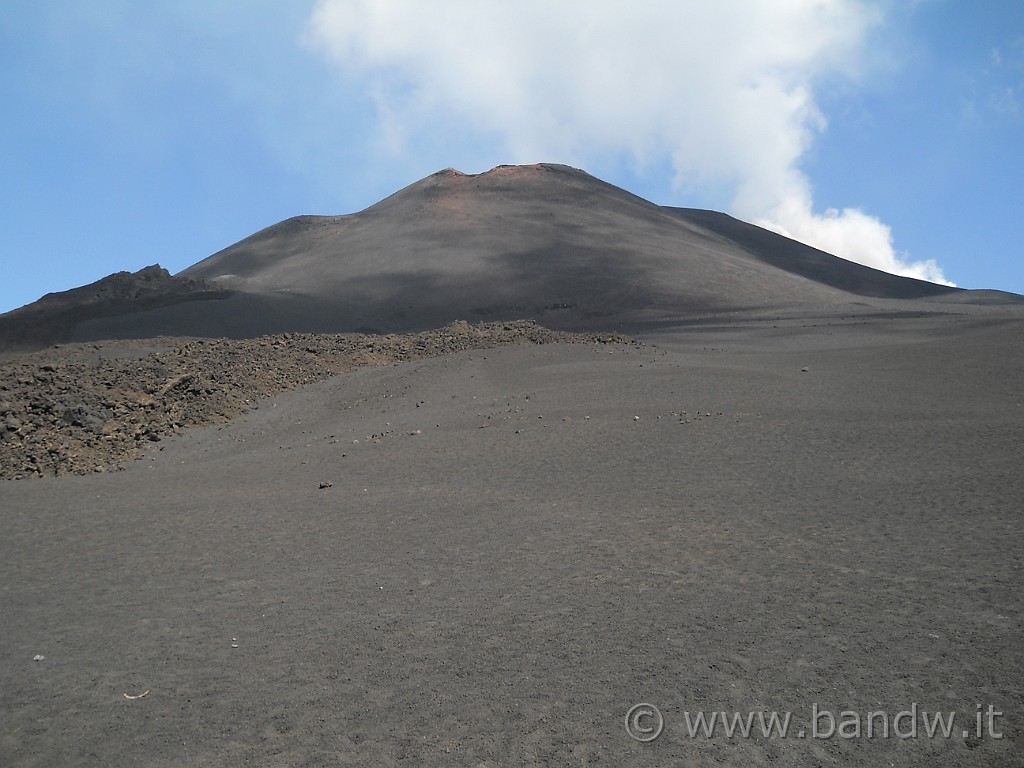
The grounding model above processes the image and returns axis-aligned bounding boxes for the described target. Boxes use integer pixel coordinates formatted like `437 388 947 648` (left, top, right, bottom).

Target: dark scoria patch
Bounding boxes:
0 320 637 479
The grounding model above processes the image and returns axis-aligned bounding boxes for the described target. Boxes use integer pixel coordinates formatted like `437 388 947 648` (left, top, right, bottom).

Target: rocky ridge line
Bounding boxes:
0 264 230 350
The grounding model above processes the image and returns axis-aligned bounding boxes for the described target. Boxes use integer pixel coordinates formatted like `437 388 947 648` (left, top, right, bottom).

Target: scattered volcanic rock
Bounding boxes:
0 320 636 479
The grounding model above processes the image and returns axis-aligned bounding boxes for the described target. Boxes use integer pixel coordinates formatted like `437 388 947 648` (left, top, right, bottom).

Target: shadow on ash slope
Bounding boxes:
0 321 636 479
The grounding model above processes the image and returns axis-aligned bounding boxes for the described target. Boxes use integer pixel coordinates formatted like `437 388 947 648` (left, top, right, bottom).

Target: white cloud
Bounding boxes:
307 0 952 285
756 197 952 285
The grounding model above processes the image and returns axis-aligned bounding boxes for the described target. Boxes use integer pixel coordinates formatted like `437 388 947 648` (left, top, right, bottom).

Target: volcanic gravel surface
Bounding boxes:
1 308 1022 767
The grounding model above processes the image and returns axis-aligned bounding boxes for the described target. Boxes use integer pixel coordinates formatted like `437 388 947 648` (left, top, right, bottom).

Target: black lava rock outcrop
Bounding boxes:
0 320 635 479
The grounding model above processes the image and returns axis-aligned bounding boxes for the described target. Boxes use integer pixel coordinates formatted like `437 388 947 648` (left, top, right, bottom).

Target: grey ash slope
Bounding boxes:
666 208 952 299
10 163 986 346
3 312 1022 766
171 163 958 335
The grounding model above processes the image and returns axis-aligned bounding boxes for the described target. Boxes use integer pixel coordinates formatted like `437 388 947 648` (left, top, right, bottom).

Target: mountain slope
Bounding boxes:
3 164 970 346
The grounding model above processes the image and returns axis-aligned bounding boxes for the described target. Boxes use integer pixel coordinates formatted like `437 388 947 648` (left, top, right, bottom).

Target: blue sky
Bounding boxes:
2 1 1021 314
